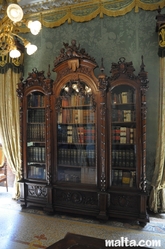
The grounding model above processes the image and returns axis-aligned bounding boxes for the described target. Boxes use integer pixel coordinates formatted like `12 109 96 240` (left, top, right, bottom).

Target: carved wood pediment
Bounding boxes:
54 39 97 68
68 59 79 71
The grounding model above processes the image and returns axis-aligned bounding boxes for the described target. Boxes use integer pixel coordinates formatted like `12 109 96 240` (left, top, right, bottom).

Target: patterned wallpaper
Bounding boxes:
23 8 160 190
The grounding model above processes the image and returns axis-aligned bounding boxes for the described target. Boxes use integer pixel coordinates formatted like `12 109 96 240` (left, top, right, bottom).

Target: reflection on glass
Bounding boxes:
111 85 136 188
57 81 96 184
26 92 46 180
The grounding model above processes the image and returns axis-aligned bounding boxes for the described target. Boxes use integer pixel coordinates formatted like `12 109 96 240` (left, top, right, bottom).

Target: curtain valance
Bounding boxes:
0 54 24 74
22 0 165 29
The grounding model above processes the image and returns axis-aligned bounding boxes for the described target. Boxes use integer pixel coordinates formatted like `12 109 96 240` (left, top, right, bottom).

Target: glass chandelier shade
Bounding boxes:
27 20 42 35
9 48 21 58
7 4 24 23
26 43 37 55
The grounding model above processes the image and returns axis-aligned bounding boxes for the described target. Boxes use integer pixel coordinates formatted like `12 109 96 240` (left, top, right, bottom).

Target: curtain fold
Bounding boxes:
0 68 21 199
149 57 165 213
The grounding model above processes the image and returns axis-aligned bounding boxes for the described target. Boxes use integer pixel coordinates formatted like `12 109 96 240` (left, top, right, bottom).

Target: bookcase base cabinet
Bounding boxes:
52 188 149 224
18 181 49 209
19 184 149 224
108 191 149 224
53 187 99 217
17 41 149 226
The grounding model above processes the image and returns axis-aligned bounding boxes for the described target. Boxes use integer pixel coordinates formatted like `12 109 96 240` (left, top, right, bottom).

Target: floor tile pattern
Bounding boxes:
0 187 165 249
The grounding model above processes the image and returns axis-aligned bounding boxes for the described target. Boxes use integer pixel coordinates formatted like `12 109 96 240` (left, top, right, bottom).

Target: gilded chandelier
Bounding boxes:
0 0 41 58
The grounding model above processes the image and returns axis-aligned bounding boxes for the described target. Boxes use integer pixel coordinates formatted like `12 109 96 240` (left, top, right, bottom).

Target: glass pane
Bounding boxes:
111 85 136 188
57 81 96 184
26 92 46 180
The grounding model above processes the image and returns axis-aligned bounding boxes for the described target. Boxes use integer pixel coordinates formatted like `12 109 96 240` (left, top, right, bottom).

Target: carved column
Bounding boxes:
16 77 27 207
138 56 149 193
97 59 109 220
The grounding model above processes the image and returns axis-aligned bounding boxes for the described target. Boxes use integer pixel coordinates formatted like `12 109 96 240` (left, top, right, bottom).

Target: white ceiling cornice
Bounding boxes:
19 0 90 15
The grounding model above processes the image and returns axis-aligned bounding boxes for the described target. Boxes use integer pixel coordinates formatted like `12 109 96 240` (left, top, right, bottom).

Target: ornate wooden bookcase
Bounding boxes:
17 67 53 210
105 57 149 224
17 40 149 225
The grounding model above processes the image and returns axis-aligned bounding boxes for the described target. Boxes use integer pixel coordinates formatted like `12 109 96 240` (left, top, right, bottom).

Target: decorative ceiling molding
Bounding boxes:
21 0 165 17
21 0 90 15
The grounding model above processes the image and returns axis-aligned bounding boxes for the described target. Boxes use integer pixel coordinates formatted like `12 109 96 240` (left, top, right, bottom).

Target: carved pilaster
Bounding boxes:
100 102 106 192
45 101 52 185
98 59 108 192
138 56 149 192
98 58 109 98
17 78 25 181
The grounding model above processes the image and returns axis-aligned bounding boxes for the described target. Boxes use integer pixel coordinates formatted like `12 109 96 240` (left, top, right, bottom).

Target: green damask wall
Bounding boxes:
23 8 159 191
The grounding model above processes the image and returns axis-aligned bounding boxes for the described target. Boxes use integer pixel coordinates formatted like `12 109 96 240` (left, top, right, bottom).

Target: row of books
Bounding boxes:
58 125 95 144
112 126 136 144
112 109 136 122
62 94 92 107
58 167 96 184
27 109 45 123
28 165 46 179
27 93 45 108
58 108 95 124
27 124 45 141
112 149 136 168
111 90 135 104
27 146 45 162
58 148 95 166
112 170 136 187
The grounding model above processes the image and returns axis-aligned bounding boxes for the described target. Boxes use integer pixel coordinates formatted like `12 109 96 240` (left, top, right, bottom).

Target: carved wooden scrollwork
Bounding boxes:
110 57 137 81
28 185 47 198
54 39 97 68
56 189 98 206
17 67 53 95
110 194 138 210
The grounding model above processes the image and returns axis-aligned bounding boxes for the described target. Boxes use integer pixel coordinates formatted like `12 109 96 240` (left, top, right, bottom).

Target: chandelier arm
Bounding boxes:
11 32 30 46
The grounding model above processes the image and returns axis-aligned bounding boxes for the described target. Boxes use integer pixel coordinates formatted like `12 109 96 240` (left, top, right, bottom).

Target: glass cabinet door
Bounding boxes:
111 85 136 188
57 81 96 185
26 92 46 180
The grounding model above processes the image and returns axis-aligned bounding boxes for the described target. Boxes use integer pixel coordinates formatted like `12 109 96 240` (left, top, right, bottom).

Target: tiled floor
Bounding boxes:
0 187 165 249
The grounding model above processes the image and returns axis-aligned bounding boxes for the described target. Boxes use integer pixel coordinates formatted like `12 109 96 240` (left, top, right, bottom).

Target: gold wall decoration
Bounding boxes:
159 24 165 47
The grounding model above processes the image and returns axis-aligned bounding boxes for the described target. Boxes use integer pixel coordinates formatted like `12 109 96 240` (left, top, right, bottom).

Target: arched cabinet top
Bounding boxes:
52 40 99 94
108 56 149 92
17 67 53 98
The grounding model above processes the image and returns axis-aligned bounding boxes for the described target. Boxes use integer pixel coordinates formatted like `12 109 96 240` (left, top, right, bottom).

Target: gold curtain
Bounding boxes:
0 68 21 199
149 57 165 213
0 145 5 167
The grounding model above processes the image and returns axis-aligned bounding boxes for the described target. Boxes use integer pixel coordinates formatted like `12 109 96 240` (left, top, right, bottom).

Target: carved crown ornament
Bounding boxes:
107 56 149 90
54 39 97 68
16 66 53 98
109 57 137 81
